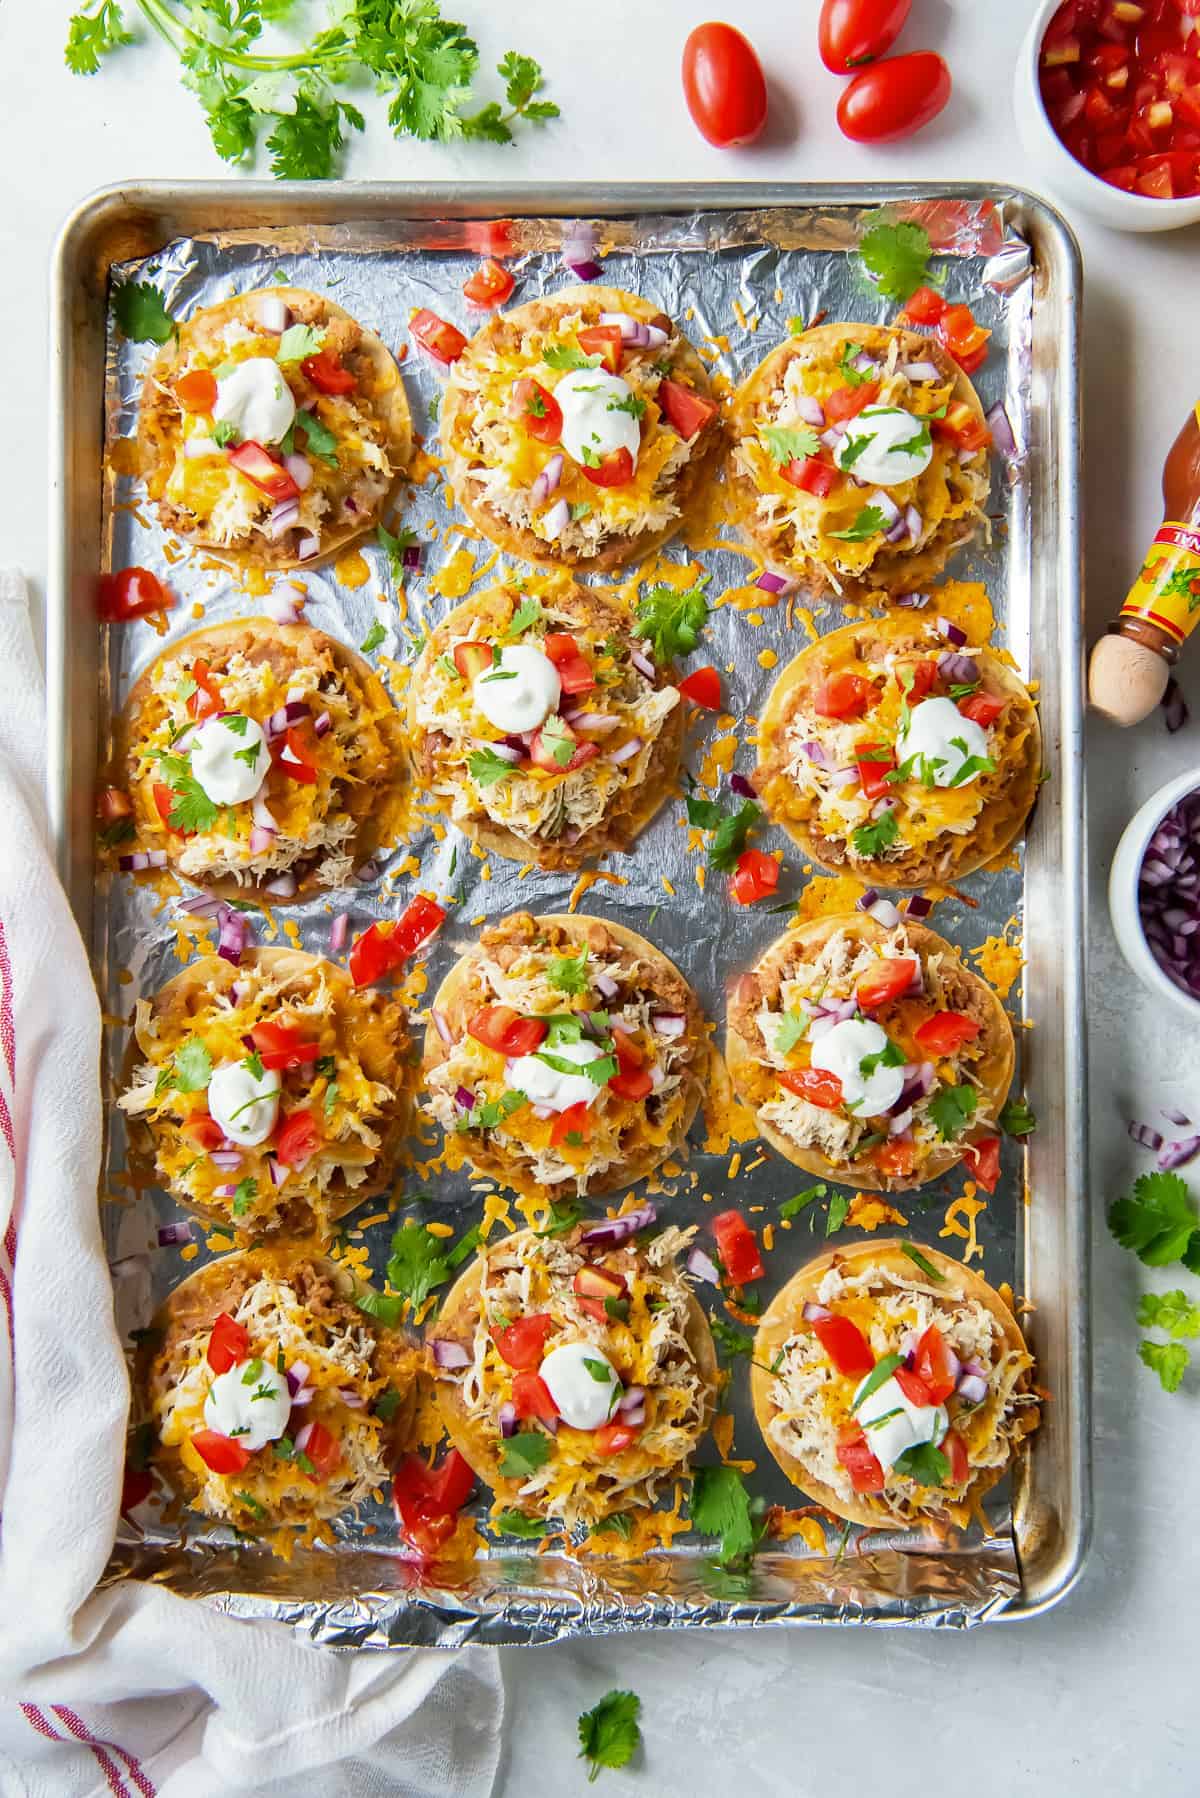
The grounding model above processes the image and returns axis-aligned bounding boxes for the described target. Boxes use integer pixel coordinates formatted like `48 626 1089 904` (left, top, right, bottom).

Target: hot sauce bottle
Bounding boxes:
1090 405 1200 726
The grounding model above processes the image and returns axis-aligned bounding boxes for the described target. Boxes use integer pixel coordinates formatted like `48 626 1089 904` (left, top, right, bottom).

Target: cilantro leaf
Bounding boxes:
828 505 888 542
1139 1339 1190 1393
851 808 899 858
276 322 326 365
65 1 132 75
291 408 339 468
893 1439 950 1485
373 1387 402 1421
780 1183 826 1220
231 1177 256 1218
710 1315 754 1359
467 747 516 789
546 948 589 995
213 420 241 448
774 1011 809 1054
837 431 875 470
691 1465 755 1564
502 597 543 639
1108 1172 1200 1269
360 620 387 655
267 93 364 181
826 1191 850 1236
173 1039 213 1094
858 1037 905 1079
708 800 759 873
760 423 820 465
685 794 724 831
112 281 175 346
499 1430 551 1479
354 1285 405 1328
999 1097 1037 1138
577 1689 642 1783
385 1224 452 1310
591 1511 633 1540
491 1508 547 1539
634 576 712 663
458 1089 527 1133
543 344 603 372
1137 1289 1200 1338
378 522 417 581
854 215 937 305
838 340 874 387
893 421 932 459
155 754 219 834
928 1082 977 1141
535 1198 585 1238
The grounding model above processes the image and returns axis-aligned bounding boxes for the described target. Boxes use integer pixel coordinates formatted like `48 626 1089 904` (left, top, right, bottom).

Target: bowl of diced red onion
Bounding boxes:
1110 767 1200 1014
1015 0 1200 233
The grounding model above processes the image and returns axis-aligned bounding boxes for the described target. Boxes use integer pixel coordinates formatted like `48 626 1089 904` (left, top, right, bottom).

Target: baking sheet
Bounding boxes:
81 192 1079 1640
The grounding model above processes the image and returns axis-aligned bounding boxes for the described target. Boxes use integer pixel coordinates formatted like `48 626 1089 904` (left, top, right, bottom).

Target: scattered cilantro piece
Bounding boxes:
358 619 387 655
854 215 938 305
634 575 711 663
858 1038 905 1079
65 0 132 74
928 1082 977 1141
786 313 807 335
155 754 219 834
710 1315 754 1359
231 1177 257 1218
458 1089 527 1132
894 421 932 459
825 1191 850 1236
691 1465 755 1564
577 1689 642 1784
893 1439 950 1486
708 800 759 873
173 1038 212 1094
374 1387 402 1421
267 94 364 181
1108 1172 1200 1271
384 1223 455 1310
851 809 899 858
291 408 339 469
491 1509 547 1539
851 1353 903 1410
99 816 136 850
582 1356 613 1383
546 947 589 995
774 1011 809 1055
759 423 820 465
273 1436 315 1475
378 522 417 580
499 1430 551 1479
780 1184 826 1220
604 1295 630 1322
543 343 603 372
999 1097 1037 1138
837 431 875 470
608 391 647 419
233 1489 266 1519
276 323 326 364
1137 1289 1200 1338
213 420 241 448
685 793 724 831
591 1511 633 1540
502 596 543 639
466 747 517 789
535 1198 585 1238
112 280 175 345
1139 1338 1190 1393
900 1242 944 1282
838 340 874 387
828 505 888 542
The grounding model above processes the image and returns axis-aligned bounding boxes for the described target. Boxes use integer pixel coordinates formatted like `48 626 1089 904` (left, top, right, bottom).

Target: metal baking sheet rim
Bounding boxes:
47 180 1090 1628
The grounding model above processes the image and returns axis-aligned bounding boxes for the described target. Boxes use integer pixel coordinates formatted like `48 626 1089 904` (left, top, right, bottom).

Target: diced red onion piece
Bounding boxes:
652 1013 686 1038
599 311 641 342
263 873 297 898
905 895 933 918
297 534 320 561
643 325 669 350
870 490 902 529
853 352 880 376
455 1086 476 1111
209 1148 244 1172
618 1385 646 1415
795 394 826 428
1158 1135 1200 1171
893 592 930 610
157 1221 194 1247
267 1156 287 1188
802 1302 832 1322
284 453 313 491
268 500 300 540
217 908 248 966
431 1008 452 1044
337 1388 366 1408
828 765 858 791
479 739 522 765
956 1372 989 1405
986 403 1018 461
1162 1106 1192 1127
607 737 643 765
119 849 170 872
402 542 422 570
531 452 564 507
1128 1120 1164 1151
431 1339 471 1370
565 260 602 281
889 1107 915 1136
856 887 879 911
686 1246 720 1284
886 514 909 544
285 1360 311 1395
580 1203 657 1247
630 647 657 679
938 651 980 685
903 360 942 383
594 973 619 1000
263 585 302 625
937 616 968 648
820 426 845 452
293 1421 315 1457
568 712 618 733
541 497 570 540
312 711 331 739
730 772 757 799
254 294 291 334
755 571 789 594
904 505 923 541
499 1402 518 1438
799 739 829 765
867 898 901 928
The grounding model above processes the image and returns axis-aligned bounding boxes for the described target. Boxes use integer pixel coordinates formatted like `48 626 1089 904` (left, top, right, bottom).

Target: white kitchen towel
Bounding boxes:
0 570 504 1797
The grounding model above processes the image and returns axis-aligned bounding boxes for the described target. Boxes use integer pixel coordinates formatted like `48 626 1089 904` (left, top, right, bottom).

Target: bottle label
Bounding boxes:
1120 522 1200 646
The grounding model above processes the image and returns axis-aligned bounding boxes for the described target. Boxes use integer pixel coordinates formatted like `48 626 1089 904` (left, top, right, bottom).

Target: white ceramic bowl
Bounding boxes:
1015 0 1200 234
1110 766 1200 1017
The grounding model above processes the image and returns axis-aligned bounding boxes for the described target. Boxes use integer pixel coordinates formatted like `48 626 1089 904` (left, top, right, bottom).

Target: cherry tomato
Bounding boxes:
836 51 952 143
677 665 722 709
914 1011 982 1056
462 259 515 309
958 691 1006 727
729 848 779 906
609 1028 654 1103
836 1425 887 1493
681 22 769 148
249 1017 322 1070
813 1314 875 1377
711 1209 766 1285
468 1005 548 1059
819 0 912 74
550 1100 593 1149
573 1264 627 1311
511 1371 559 1427
777 1067 844 1110
98 566 172 623
899 285 947 327
410 309 467 365
301 350 355 395
97 786 133 827
513 377 563 445
275 1108 320 1169
580 446 635 487
576 325 625 373
186 658 223 721
658 377 719 439
824 381 880 423
206 1311 250 1374
348 897 445 987
593 1422 639 1456
543 632 596 695
965 1135 1002 1193
191 1430 251 1475
176 368 218 412
453 640 494 681
912 1323 957 1403
492 1313 556 1370
814 670 876 719
874 1139 918 1181
782 455 841 497
856 957 917 1010
856 745 896 800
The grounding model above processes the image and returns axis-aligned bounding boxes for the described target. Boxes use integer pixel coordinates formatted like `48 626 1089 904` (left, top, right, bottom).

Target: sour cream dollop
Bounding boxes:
207 1058 281 1147
895 696 990 789
214 356 296 447
472 644 561 735
834 406 933 487
852 1369 948 1476
507 1037 607 1113
540 1340 621 1431
203 1357 290 1452
554 369 641 472
810 1017 905 1116
189 713 268 807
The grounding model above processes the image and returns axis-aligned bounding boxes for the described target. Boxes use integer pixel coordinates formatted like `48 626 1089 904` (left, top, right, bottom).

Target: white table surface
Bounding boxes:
5 1 1199 1792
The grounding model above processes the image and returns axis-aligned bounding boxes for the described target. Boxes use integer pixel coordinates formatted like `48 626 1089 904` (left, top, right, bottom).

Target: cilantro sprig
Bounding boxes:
384 1219 479 1312
577 1689 642 1783
853 214 939 306
690 1464 766 1566
634 574 711 664
66 2 559 180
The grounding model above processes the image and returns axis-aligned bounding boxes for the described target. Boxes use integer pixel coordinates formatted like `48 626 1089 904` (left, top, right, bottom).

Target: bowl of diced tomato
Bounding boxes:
1016 0 1200 230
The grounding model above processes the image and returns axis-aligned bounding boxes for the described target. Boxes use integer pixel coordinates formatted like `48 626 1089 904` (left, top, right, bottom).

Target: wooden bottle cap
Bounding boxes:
1088 633 1170 727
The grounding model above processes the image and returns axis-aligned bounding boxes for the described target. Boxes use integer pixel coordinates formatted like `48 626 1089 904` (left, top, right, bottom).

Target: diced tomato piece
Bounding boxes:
206 1311 250 1373
98 786 134 831
782 453 840 497
856 745 896 801
894 1364 937 1408
658 377 718 439
958 690 1006 727
98 566 171 623
935 304 992 369
185 658 223 722
274 724 318 783
912 1323 957 1404
1102 161 1141 188
468 1004 548 1059
899 285 946 326
121 1466 154 1513
181 1112 223 1151
393 1449 474 1555
227 440 300 504
249 1017 322 1070
874 1139 918 1180
914 1010 982 1056
729 849 779 906
711 1209 766 1286
856 957 917 1010
942 1429 969 1486
1179 84 1200 130
580 445 635 487
453 640 494 681
812 1315 875 1377
908 659 938 701
348 897 445 986
593 1422 638 1456
550 1100 592 1149
1083 82 1126 126
1136 159 1176 196
298 1420 341 1481
609 1028 653 1102
574 1264 627 1304
429 1446 475 1513
465 220 515 258
511 1371 559 1427
176 368 218 412
275 1108 320 1170
513 376 563 444
677 665 722 709
462 258 516 309
778 1066 843 1109
492 1313 556 1370
544 633 596 695
836 1425 887 1494
301 350 355 395
191 1430 251 1475
410 309 468 365
824 381 880 423
813 670 876 719
152 782 188 835
933 400 992 456
964 1134 1002 1193
577 325 624 372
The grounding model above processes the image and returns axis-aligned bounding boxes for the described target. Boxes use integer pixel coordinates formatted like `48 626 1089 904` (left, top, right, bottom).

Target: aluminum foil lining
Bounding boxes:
97 199 1036 1642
